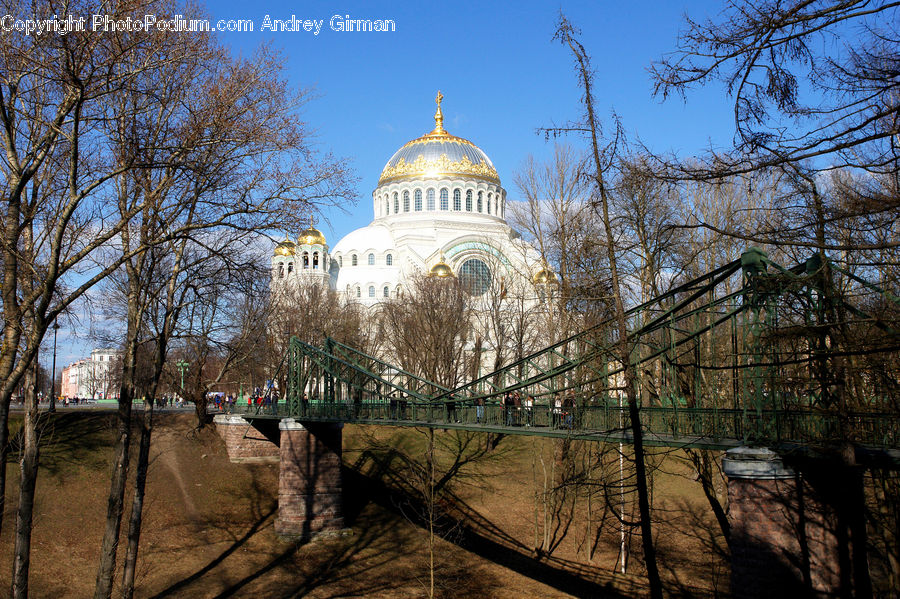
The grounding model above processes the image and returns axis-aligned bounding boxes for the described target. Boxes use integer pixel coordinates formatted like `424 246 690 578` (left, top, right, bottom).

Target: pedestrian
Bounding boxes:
563 392 576 428
552 393 562 428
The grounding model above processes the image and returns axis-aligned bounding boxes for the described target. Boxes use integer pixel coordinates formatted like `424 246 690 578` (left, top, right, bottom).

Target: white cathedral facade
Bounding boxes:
271 93 553 306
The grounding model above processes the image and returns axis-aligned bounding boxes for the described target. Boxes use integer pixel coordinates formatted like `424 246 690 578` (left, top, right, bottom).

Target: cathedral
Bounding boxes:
271 92 553 304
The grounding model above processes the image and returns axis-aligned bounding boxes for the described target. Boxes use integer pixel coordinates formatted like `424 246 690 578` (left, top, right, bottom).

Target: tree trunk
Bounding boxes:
0 181 23 543
10 363 39 599
93 392 133 599
0 395 11 540
427 427 435 599
120 400 153 599
193 396 209 429
94 319 139 599
557 16 664 598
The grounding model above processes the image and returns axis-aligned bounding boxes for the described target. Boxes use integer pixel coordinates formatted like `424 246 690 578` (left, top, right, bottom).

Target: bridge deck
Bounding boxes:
231 400 899 453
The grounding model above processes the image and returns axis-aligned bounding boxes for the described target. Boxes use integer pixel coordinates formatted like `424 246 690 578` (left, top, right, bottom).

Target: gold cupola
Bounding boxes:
533 262 557 285
378 91 500 185
428 254 454 278
297 226 326 246
274 237 296 256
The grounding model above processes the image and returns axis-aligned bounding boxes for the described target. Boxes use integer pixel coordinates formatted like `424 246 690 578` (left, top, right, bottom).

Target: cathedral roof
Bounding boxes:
428 255 454 278
378 92 500 186
297 226 326 246
274 238 296 256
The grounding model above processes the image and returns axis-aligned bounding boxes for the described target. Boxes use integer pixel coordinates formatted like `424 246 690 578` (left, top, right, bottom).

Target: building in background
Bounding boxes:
61 348 122 400
271 92 553 305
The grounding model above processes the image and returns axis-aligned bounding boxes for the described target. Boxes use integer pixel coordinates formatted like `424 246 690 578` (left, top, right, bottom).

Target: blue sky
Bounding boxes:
208 0 732 240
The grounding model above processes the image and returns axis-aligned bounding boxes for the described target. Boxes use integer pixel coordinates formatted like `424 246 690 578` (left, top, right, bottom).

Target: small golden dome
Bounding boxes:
274 239 296 256
533 267 556 285
429 256 454 278
297 226 326 246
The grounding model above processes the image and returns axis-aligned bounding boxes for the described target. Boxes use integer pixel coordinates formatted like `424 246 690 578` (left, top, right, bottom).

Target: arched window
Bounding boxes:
383 286 389 298
465 190 473 211
459 258 492 296
477 191 483 213
368 253 375 265
440 188 449 210
338 256 343 267
384 198 389 215
393 192 399 214
453 189 461 211
278 263 284 278
386 254 392 266
487 195 491 215
427 188 435 210
352 254 358 266
403 190 410 212
302 251 309 268
368 286 375 298
414 189 422 211
312 252 319 269
287 262 293 273
356 286 361 298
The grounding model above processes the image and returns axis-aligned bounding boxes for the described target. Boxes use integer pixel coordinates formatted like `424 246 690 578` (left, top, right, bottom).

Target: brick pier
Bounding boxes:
274 419 344 540
213 414 280 463
724 446 844 598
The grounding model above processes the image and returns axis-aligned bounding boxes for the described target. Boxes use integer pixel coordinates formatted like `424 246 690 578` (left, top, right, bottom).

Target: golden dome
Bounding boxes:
274 239 296 256
297 226 326 246
378 92 500 186
429 256 454 278
533 267 556 285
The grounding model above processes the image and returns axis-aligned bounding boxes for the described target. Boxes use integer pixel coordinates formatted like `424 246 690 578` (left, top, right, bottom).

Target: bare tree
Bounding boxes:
650 0 899 182
375 273 478 596
553 14 664 598
379 273 473 390
351 425 507 599
0 3 358 595
268 278 370 350
649 4 900 592
511 144 611 333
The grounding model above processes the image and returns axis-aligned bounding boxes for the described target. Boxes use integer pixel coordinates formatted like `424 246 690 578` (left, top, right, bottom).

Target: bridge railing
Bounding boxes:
229 396 899 449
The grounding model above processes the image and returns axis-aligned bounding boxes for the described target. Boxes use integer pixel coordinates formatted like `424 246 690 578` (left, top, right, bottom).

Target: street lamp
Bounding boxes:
49 320 60 413
176 359 189 391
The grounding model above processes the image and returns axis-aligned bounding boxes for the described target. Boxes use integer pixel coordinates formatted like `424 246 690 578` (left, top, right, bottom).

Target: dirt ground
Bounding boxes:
0 412 730 598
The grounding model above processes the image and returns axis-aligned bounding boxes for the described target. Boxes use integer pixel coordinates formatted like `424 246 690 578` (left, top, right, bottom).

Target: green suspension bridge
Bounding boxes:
234 249 900 453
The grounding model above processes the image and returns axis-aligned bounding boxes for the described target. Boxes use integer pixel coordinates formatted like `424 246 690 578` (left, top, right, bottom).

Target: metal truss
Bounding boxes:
234 249 899 452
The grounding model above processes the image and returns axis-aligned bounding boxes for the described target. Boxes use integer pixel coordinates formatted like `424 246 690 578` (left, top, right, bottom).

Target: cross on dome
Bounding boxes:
433 90 445 134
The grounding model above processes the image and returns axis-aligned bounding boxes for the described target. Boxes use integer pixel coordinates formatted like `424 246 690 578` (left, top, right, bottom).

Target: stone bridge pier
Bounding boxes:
274 419 344 539
214 416 345 541
724 446 868 598
213 414 280 463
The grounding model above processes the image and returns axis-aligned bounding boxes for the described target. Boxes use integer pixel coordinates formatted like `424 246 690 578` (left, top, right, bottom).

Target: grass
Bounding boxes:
0 412 729 598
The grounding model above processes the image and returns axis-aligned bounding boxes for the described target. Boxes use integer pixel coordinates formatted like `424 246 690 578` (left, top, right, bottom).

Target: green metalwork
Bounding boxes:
232 249 899 452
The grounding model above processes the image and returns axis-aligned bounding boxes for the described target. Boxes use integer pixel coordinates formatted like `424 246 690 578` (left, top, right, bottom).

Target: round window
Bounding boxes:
458 258 492 296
